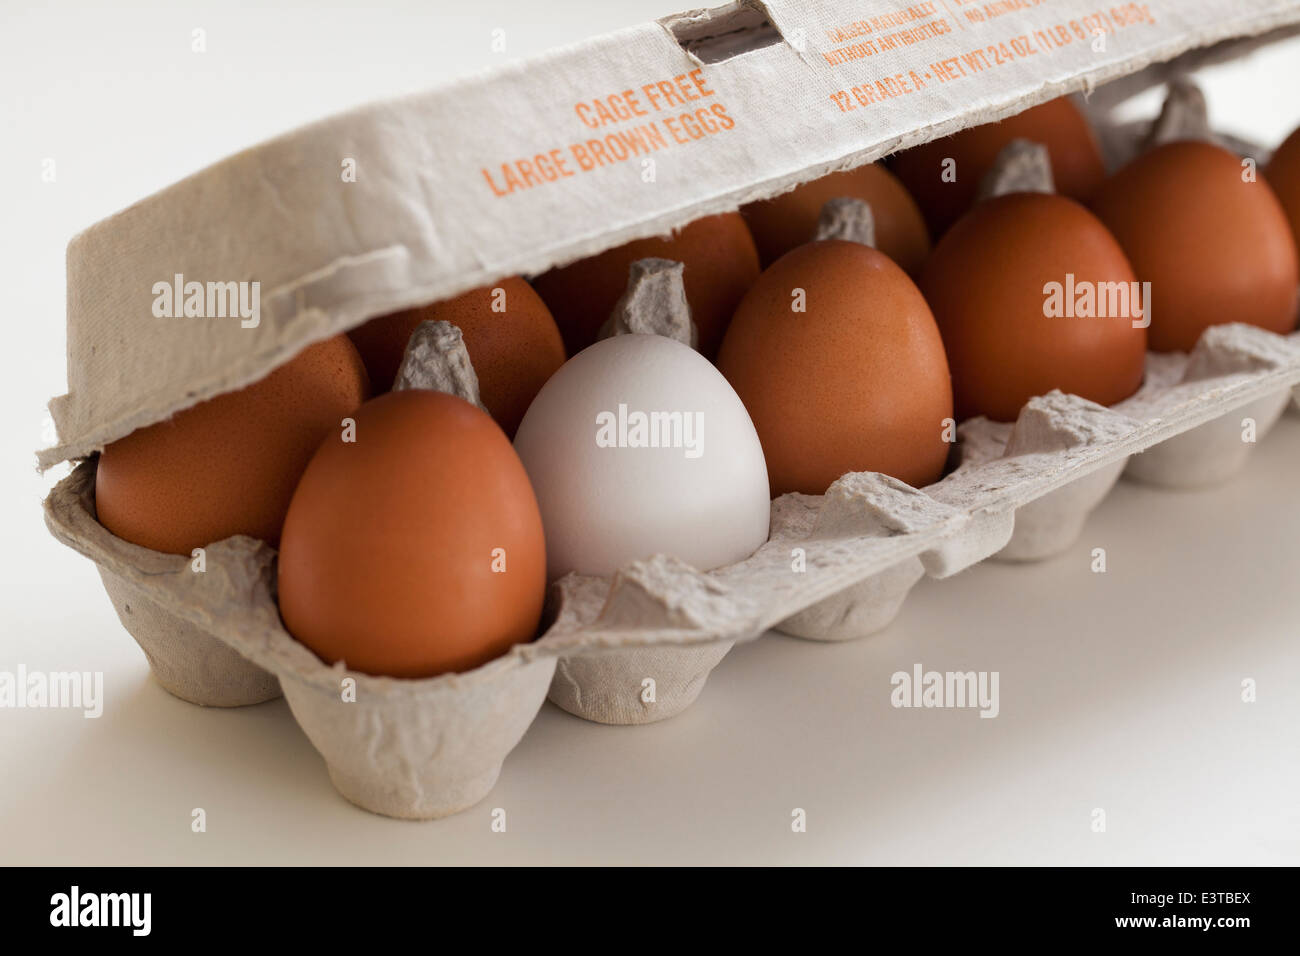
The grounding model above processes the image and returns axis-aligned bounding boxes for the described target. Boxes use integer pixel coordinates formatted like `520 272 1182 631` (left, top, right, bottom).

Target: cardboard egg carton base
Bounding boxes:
45 463 543 817
42 320 1300 816
775 323 1300 642
36 0 1300 816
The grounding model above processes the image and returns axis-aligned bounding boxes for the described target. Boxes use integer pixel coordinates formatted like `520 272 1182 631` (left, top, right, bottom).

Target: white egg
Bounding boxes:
513 334 770 579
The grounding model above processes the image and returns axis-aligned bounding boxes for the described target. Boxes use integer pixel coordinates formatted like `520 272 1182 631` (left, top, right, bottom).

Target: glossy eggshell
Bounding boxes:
717 240 953 495
530 213 760 359
1265 126 1300 264
1091 140 1300 353
347 276 565 437
921 192 1147 422
742 164 931 274
94 336 369 555
512 334 770 579
277 390 546 679
890 97 1106 238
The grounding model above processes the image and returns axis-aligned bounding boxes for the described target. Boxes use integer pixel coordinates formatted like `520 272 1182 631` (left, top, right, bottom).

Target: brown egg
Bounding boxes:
1266 125 1300 260
891 97 1106 238
95 336 369 555
717 240 953 494
347 277 565 437
921 192 1147 422
278 390 546 678
531 212 760 359
1091 140 1299 353
742 164 931 274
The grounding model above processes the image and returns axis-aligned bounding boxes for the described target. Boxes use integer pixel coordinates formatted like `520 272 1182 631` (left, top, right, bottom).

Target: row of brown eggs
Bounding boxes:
91 96 1300 680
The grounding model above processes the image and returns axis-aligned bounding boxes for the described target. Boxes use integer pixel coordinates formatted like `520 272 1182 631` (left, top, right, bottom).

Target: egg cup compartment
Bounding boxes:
775 558 923 642
770 394 1136 642
540 559 759 725
44 459 564 819
765 487 923 642
277 654 556 820
45 461 758 815
44 461 281 707
769 324 1300 642
945 325 1298 560
548 643 734 724
955 410 1136 565
96 568 281 707
772 475 1016 644
538 499 1006 716
1119 325 1298 488
994 460 1129 562
1125 388 1291 488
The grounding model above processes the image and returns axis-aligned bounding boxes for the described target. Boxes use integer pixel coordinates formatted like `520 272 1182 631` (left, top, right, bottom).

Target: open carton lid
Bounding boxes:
39 0 1300 469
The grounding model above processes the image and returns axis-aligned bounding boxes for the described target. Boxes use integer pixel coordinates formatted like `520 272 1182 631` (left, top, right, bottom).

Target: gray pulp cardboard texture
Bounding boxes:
40 0 1300 469
37 0 1300 816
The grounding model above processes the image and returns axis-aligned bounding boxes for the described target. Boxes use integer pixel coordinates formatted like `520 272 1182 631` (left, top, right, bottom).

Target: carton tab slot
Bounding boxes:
662 1 783 64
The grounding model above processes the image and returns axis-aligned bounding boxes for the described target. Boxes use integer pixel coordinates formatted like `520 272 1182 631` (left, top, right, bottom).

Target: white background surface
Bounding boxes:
2 0 1298 865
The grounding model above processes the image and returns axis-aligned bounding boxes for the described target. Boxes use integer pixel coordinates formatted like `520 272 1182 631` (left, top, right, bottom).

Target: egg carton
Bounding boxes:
39 0 1300 475
783 327 1300 638
38 1 1300 817
42 321 1300 817
42 461 732 816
